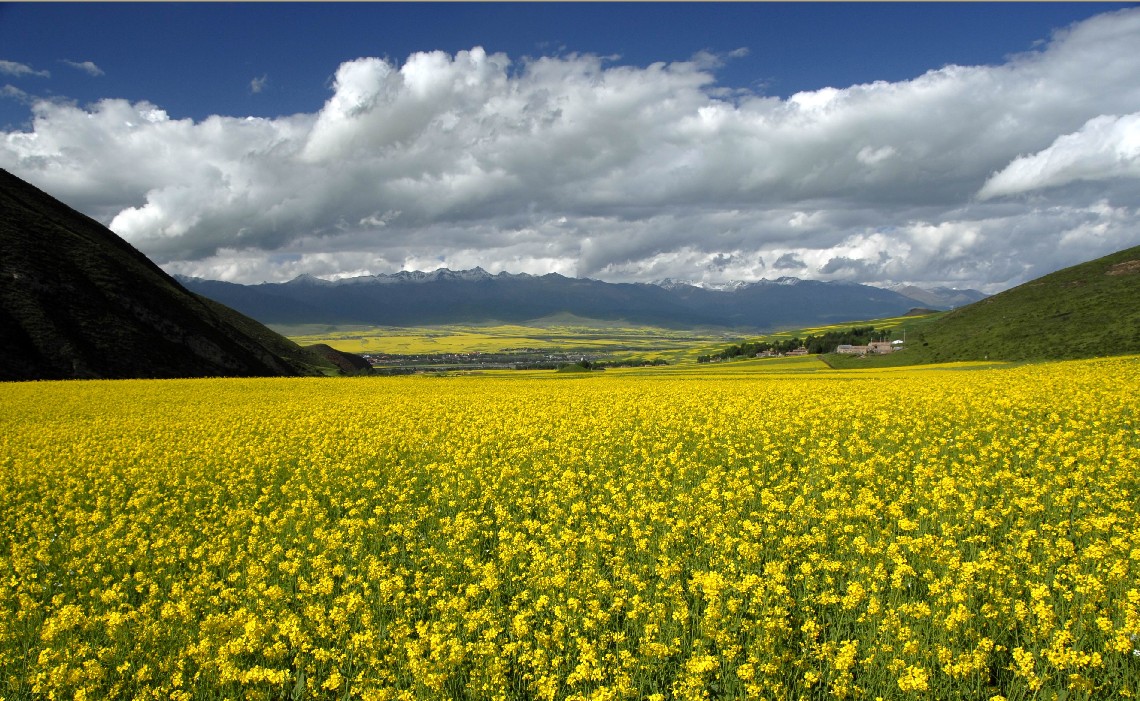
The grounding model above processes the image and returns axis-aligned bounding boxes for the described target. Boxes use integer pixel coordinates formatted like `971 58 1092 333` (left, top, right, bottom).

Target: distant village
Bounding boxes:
833 339 905 356
359 349 666 373
745 338 903 359
699 325 904 363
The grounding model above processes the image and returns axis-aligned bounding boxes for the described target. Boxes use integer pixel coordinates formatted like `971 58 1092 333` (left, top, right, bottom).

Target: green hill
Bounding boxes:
828 244 1140 366
0 168 337 380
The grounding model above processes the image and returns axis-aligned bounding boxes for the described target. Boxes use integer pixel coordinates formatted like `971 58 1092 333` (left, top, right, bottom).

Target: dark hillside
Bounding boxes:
0 168 330 380
302 344 373 375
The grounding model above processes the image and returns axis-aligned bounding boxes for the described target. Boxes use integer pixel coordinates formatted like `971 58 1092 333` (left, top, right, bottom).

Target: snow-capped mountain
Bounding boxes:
176 267 971 329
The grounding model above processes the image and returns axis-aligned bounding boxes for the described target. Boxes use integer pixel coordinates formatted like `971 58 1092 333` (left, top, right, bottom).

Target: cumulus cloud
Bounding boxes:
978 112 1140 199
3 8 1140 291
0 60 49 78
250 74 268 94
62 60 104 77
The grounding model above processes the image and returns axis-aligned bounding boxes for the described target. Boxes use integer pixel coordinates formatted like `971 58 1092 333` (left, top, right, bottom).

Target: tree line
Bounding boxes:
698 326 886 363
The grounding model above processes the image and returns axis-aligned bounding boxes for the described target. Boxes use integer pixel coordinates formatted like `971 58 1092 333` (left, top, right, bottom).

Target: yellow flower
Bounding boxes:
897 665 929 693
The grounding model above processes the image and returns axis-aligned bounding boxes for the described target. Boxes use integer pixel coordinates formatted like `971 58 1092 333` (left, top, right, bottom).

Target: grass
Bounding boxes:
696 245 1140 369
835 244 1140 366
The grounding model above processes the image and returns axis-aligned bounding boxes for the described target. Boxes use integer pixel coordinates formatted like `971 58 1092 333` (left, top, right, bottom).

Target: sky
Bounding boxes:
2 2 1140 293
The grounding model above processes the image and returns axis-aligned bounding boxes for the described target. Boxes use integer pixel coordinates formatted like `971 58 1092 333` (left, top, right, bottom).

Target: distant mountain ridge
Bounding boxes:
653 277 987 306
886 284 988 309
176 269 981 330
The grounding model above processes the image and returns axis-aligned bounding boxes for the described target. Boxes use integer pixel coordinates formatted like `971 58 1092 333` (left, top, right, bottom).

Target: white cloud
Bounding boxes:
359 210 400 228
0 60 49 78
856 145 896 166
978 112 1140 199
1 85 30 103
250 74 268 94
3 9 1140 290
62 60 104 77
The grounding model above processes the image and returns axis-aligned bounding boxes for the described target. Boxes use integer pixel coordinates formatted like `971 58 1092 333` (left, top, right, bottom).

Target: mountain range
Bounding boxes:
176 269 985 330
885 284 988 310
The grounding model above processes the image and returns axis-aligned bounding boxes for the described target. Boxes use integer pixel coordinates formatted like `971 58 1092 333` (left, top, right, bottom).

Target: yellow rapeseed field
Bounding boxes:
1 356 1138 700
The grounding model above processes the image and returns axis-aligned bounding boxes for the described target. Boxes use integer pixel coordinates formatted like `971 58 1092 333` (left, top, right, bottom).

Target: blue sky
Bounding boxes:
3 3 1140 290
1 3 1126 126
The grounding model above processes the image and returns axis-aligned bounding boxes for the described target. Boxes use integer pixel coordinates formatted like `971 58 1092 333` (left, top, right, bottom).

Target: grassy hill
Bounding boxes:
827 244 1140 367
0 168 339 380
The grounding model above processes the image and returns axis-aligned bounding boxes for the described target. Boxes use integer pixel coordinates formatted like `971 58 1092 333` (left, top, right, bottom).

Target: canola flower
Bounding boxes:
1 356 1138 700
